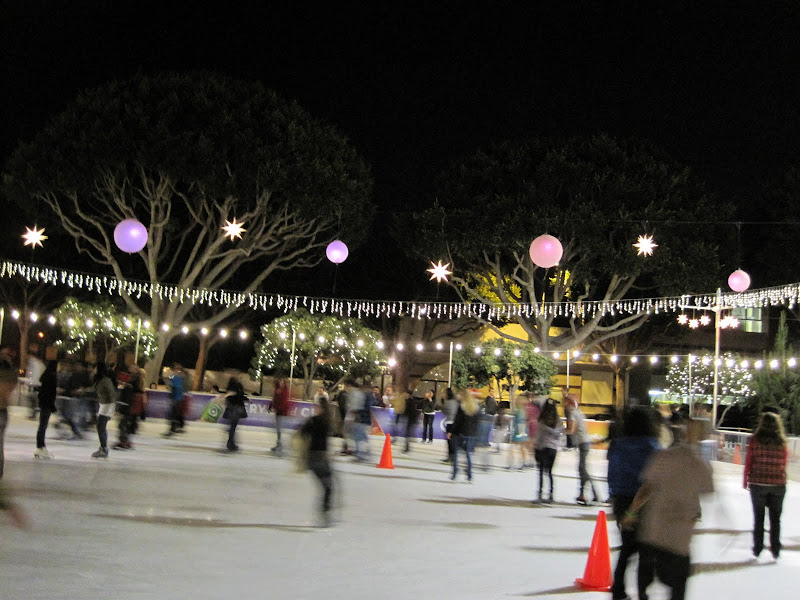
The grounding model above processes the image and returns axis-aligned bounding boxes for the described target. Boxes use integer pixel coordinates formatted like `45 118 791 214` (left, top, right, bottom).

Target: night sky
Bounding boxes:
2 2 800 297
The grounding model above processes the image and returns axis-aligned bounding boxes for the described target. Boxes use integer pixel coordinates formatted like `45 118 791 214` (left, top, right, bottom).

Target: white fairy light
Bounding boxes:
279 331 287 340
356 339 364 347
610 355 619 363
671 355 679 364
474 347 482 355
10 309 20 319
650 356 659 364
741 360 750 369
29 312 38 322
788 358 797 368
67 318 75 327
416 343 424 351
770 359 780 370
592 353 600 361
552 352 560 359
161 323 169 332
387 357 397 367
534 347 541 353
573 350 581 358
755 360 764 369
455 343 462 351
318 335 325 344
513 349 521 357
376 341 385 349
493 348 502 356
396 343 404 351
239 330 248 340
143 321 150 329
181 325 190 334
105 320 113 328
436 342 443 350
631 356 639 364
298 333 306 340
200 327 209 336
219 329 228 338
86 319 94 329
48 315 57 325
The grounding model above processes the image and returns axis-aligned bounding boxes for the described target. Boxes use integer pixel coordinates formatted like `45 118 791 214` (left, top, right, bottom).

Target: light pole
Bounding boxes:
288 328 297 397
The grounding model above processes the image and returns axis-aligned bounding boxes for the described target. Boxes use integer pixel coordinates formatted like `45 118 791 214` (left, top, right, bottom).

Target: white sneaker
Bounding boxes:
34 447 53 459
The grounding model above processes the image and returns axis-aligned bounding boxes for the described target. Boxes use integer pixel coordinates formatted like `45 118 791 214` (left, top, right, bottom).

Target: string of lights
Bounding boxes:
4 258 800 320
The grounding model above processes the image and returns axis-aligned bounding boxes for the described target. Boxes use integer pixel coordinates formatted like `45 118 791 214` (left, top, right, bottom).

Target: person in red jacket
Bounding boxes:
743 411 789 560
269 377 290 455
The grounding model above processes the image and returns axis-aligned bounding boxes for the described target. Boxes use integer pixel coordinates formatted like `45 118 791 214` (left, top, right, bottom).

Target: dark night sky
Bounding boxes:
2 1 800 293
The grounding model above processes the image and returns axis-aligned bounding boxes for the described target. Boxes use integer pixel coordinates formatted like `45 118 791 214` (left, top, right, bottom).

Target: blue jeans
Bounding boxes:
750 484 786 557
353 422 370 458
452 435 475 480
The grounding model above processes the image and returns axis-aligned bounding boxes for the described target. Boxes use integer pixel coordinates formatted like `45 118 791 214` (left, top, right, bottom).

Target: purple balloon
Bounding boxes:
529 234 563 269
728 269 751 292
114 219 148 253
326 240 349 264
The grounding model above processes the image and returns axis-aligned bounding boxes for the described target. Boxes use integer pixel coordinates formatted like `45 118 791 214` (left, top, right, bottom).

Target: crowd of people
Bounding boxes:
0 348 792 594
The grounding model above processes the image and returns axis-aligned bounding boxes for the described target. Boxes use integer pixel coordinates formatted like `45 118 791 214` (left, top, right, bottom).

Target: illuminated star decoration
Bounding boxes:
22 226 48 248
427 260 452 282
699 315 711 326
677 314 689 325
221 218 246 241
633 234 658 256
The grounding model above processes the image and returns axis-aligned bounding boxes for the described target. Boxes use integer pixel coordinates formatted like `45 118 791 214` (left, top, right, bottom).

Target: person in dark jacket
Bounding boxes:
607 406 661 600
223 377 248 452
420 390 435 443
34 360 58 459
300 396 334 527
448 391 480 482
269 377 290 455
402 391 419 453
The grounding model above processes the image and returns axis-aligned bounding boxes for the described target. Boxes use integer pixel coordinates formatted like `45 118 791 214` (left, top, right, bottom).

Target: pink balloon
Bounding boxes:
114 219 148 253
728 269 751 292
529 234 563 268
326 240 349 264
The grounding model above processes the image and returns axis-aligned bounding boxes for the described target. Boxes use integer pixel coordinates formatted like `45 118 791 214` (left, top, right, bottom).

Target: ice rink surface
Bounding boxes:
1 407 797 600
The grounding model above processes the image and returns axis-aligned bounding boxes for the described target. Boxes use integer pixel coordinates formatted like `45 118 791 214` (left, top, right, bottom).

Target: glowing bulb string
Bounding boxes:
4 257 800 321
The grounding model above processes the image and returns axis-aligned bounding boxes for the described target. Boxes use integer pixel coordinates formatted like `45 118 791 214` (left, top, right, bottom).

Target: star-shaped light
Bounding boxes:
221 218 246 241
633 234 658 256
22 225 48 248
699 315 711 326
688 319 700 329
427 260 452 282
677 314 689 325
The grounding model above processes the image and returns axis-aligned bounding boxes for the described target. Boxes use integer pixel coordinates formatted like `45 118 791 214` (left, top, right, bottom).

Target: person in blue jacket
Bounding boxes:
607 406 661 600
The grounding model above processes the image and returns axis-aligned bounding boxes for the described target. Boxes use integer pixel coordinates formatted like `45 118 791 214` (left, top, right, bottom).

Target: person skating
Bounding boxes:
91 363 117 459
564 392 599 504
449 391 479 482
607 406 660 600
269 377 290 455
299 396 334 527
743 411 788 560
623 418 714 600
532 399 564 503
34 360 58 459
222 377 248 452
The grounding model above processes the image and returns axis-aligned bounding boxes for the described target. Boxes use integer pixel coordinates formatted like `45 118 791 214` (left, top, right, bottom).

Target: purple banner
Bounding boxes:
145 391 450 438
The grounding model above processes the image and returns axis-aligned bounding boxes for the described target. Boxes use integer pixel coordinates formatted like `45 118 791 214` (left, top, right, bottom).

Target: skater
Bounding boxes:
34 360 58 459
743 411 788 560
0 479 28 529
508 396 529 469
420 389 435 443
91 363 117 459
222 377 248 452
564 392 599 504
441 387 458 463
623 418 714 600
402 391 419 453
0 363 19 478
300 395 334 527
607 406 660 600
532 399 564 503
163 363 186 437
449 391 479 481
269 377 290 454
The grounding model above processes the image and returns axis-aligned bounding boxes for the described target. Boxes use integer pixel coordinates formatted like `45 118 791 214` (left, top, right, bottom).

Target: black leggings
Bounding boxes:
422 414 435 441
536 447 557 496
308 451 333 513
37 407 53 448
96 415 111 449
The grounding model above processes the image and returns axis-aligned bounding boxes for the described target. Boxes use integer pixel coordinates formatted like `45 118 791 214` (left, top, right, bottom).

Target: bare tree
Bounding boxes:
3 73 373 384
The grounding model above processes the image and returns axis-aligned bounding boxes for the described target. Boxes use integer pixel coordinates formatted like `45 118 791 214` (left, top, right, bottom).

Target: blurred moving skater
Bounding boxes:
91 363 117 459
532 399 564 503
300 395 334 527
607 407 660 600
449 391 479 482
34 360 58 459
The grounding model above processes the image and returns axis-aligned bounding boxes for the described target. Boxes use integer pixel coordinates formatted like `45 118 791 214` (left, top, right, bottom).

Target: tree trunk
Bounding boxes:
145 331 175 387
192 335 208 391
17 321 29 375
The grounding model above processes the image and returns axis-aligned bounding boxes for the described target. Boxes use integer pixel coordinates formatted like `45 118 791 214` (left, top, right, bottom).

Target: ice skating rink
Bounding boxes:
1 407 797 600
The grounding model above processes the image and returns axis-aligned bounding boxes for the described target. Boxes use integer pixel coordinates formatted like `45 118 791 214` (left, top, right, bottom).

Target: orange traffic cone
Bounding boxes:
575 510 612 591
377 434 394 469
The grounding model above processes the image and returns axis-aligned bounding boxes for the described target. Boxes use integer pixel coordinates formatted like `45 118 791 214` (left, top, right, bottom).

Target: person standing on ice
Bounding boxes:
743 411 788 560
607 406 660 600
622 418 713 600
269 377 290 455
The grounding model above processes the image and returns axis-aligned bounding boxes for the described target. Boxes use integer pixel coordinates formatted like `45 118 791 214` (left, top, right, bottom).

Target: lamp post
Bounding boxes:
288 328 297 397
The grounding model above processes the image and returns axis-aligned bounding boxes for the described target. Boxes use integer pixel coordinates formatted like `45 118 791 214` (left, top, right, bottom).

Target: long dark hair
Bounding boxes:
94 363 115 386
753 412 787 448
539 400 559 428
